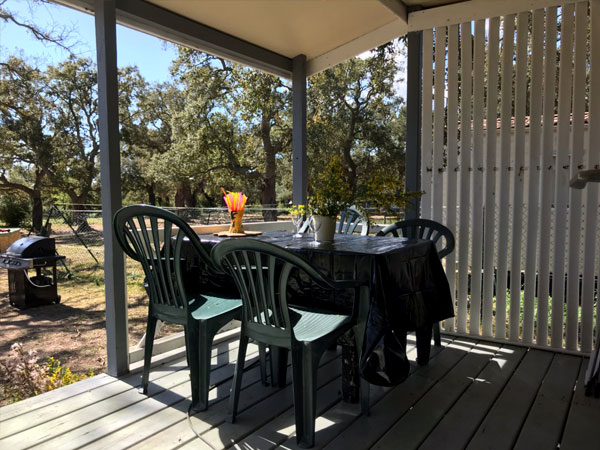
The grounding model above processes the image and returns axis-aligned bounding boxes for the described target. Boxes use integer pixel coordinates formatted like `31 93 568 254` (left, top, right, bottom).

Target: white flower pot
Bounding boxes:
311 215 336 242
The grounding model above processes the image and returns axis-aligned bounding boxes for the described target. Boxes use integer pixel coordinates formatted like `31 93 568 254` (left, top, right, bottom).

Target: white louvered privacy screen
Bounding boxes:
420 0 600 353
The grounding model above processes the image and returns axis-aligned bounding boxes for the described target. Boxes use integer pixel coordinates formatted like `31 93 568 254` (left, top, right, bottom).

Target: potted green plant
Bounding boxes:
307 156 353 242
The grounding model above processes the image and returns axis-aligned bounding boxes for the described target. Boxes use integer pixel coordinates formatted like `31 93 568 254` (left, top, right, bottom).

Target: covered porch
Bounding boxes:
1 0 599 447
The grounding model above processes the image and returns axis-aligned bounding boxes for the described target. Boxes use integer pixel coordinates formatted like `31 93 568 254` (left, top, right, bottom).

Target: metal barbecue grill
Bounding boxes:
0 236 65 309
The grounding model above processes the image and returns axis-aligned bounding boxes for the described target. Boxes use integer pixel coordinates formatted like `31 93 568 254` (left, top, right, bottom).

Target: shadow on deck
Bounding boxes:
1 330 598 450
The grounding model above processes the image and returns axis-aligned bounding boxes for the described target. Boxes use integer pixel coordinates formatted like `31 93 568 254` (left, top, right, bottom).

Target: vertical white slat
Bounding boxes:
469 19 486 336
522 8 544 344
421 29 434 220
444 23 460 333
565 1 588 351
509 11 529 342
581 0 600 353
433 27 447 224
482 16 500 338
536 6 558 347
456 22 472 334
495 14 515 340
552 2 575 349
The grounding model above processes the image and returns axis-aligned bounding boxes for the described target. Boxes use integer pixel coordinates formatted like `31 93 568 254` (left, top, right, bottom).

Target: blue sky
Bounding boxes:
0 0 407 97
0 0 177 83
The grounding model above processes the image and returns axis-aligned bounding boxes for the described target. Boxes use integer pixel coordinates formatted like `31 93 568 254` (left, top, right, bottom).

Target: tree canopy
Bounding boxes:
0 14 408 228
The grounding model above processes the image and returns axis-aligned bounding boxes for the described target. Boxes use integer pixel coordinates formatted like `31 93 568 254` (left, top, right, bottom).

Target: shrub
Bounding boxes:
0 194 30 227
0 343 94 403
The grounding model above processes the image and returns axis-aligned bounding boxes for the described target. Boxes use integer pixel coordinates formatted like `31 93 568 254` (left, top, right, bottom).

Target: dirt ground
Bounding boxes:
0 249 181 405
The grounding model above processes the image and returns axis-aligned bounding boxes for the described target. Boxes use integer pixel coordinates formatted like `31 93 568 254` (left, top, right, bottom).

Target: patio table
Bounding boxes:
182 231 454 401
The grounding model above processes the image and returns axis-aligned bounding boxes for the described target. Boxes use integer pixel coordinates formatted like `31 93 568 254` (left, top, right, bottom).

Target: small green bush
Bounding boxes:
0 194 31 227
0 343 94 403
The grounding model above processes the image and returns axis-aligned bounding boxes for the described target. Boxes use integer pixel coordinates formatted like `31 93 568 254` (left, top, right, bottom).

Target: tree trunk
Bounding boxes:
260 117 278 222
31 191 44 233
183 185 195 207
147 184 156 205
174 187 185 207
175 184 195 208
342 114 359 192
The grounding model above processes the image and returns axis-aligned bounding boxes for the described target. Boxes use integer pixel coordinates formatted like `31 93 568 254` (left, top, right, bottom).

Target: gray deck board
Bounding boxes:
465 349 555 450
371 342 502 450
1 334 598 450
251 344 419 450
418 345 528 450
0 337 240 439
560 359 600 450
323 338 478 450
512 354 582 450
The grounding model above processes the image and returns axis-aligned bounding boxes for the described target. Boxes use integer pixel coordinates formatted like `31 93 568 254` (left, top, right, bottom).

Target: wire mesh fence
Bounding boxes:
44 204 292 282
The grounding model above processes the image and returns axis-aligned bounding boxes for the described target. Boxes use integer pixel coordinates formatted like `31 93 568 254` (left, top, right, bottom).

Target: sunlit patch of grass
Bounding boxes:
463 289 598 348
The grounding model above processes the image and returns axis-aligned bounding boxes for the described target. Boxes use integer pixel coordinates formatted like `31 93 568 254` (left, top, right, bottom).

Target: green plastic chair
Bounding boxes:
113 205 243 412
376 218 455 347
211 239 369 448
338 206 369 236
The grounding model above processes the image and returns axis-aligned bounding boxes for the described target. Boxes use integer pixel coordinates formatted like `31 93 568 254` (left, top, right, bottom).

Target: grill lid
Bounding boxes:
5 236 56 258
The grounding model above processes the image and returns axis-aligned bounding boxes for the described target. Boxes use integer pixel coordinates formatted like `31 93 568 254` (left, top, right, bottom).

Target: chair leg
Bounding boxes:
185 322 202 412
291 346 320 448
353 325 370 417
141 316 157 395
416 324 433 366
360 377 370 417
193 323 213 413
354 286 370 416
258 343 269 386
228 334 249 423
433 321 441 346
270 346 289 388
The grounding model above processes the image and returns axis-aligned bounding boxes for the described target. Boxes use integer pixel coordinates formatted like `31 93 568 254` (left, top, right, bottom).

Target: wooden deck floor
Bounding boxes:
1 332 598 450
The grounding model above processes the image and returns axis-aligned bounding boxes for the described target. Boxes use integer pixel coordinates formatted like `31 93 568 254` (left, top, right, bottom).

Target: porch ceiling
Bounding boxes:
146 0 401 62
55 0 572 77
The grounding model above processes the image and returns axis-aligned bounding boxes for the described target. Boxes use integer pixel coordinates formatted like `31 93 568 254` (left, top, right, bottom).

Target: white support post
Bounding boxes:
95 0 129 376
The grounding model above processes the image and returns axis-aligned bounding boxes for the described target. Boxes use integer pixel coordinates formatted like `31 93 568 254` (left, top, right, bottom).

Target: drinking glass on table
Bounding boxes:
289 204 307 237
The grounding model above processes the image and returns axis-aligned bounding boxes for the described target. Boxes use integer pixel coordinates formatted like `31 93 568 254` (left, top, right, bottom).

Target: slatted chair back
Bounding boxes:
211 239 343 347
376 218 455 259
338 206 369 236
114 205 213 315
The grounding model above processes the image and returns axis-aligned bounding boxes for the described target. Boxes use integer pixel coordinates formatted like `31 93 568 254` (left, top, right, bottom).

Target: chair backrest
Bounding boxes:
338 207 369 236
211 239 343 345
376 218 455 259
113 205 213 312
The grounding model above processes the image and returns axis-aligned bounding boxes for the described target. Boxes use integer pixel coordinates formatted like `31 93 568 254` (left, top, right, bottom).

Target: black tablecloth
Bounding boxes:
181 231 453 387
185 231 453 331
